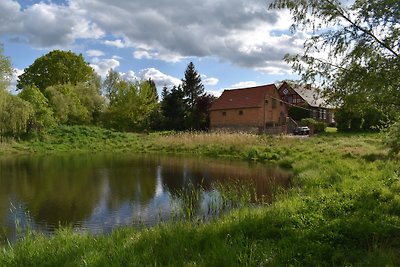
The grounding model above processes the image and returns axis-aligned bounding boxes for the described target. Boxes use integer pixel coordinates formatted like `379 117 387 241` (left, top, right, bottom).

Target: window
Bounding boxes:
272 98 276 108
283 88 289 95
288 96 293 103
222 111 226 116
239 110 244 115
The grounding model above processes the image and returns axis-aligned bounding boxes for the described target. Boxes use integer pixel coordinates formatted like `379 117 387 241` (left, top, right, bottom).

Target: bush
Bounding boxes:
300 118 327 133
385 121 400 156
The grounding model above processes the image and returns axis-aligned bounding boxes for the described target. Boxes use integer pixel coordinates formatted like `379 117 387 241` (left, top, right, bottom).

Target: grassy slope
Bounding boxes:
1 126 400 266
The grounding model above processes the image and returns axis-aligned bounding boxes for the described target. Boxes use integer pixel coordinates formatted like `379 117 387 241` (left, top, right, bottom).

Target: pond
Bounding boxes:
0 153 291 243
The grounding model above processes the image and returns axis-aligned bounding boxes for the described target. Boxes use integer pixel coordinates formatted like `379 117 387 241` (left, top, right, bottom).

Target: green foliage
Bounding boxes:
244 147 280 162
182 62 204 113
1 133 400 266
335 96 390 132
17 50 94 92
103 79 159 132
0 44 34 137
288 105 310 121
193 94 216 130
300 118 327 133
384 121 400 156
270 0 400 127
0 44 13 91
102 68 121 103
137 79 159 130
160 85 187 130
45 84 90 125
182 62 206 130
0 94 34 137
18 85 56 131
160 63 211 131
73 76 105 124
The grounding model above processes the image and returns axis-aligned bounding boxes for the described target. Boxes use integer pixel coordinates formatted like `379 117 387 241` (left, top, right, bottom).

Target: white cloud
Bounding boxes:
90 58 120 77
230 81 258 88
133 50 152 60
71 0 302 73
1 0 306 73
0 0 22 34
137 68 181 88
87 49 105 57
207 88 224 97
104 39 127 48
120 70 138 82
202 76 219 86
23 3 103 47
133 49 182 63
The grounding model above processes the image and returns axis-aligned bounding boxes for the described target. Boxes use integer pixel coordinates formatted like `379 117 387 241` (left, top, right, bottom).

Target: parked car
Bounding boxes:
293 126 310 135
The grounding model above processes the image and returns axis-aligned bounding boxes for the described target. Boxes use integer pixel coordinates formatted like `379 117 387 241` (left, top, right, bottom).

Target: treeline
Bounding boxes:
0 48 215 138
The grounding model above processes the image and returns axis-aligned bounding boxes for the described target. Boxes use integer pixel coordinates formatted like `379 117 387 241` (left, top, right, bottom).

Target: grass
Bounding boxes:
1 126 400 266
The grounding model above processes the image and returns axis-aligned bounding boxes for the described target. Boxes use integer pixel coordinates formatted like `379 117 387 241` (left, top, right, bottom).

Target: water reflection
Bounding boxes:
0 153 291 243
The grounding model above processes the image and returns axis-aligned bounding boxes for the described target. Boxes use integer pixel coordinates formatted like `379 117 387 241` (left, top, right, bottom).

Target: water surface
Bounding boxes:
0 153 291 243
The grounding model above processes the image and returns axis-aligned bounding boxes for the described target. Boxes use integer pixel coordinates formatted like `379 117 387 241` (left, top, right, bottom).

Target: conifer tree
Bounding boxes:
182 62 205 129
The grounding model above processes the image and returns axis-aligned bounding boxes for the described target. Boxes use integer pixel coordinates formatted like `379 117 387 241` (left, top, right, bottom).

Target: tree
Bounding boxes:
0 94 34 137
18 85 56 131
103 69 122 104
160 85 187 130
270 0 400 130
45 84 90 125
0 44 13 91
0 44 13 129
193 94 216 130
74 74 105 124
17 50 95 92
101 79 135 131
137 79 159 130
102 79 159 132
0 44 35 137
182 62 204 110
182 62 205 129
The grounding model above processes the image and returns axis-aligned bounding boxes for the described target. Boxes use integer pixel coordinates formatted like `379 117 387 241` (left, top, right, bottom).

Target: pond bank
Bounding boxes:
1 126 399 266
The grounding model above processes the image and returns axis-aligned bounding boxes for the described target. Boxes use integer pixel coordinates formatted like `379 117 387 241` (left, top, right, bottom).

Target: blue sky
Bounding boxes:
0 0 305 96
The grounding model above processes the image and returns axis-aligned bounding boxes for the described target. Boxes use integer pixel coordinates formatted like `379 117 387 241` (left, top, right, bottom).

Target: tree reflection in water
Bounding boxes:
0 153 291 243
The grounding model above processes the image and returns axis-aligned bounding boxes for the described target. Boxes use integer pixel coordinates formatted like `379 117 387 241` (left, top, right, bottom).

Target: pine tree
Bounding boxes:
182 62 204 112
182 62 205 129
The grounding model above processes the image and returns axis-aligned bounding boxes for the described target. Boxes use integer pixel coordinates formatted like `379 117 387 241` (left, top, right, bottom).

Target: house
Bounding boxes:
278 81 335 124
209 84 288 134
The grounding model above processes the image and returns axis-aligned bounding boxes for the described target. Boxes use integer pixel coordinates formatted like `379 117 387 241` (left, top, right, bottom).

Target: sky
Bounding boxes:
0 0 306 96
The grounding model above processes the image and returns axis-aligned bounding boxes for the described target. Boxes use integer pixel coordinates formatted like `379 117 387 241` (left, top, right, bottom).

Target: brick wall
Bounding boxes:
210 87 288 133
210 107 261 128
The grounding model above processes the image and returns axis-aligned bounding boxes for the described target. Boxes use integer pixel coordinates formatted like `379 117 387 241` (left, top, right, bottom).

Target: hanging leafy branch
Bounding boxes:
270 0 400 130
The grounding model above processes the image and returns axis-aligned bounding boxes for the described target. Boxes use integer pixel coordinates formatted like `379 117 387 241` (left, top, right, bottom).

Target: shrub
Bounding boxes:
384 121 400 156
300 118 327 133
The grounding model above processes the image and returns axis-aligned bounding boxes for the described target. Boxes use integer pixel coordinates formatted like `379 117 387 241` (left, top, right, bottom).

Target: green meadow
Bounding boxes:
1 126 399 266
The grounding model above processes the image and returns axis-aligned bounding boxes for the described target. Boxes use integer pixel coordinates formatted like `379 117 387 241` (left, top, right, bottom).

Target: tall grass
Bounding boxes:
1 128 400 266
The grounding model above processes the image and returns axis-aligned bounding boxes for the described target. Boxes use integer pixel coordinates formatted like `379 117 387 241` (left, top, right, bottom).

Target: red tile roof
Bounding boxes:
210 84 278 110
